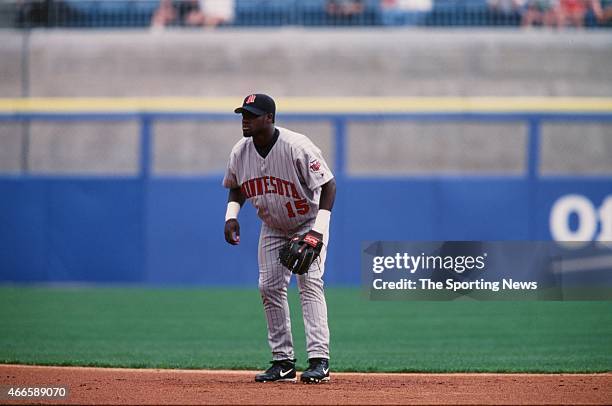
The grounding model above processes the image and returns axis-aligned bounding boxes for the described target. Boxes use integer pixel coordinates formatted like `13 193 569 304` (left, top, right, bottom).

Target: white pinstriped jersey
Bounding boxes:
223 127 333 232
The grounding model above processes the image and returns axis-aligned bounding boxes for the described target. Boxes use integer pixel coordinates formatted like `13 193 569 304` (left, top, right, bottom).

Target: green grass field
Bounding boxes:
0 286 611 372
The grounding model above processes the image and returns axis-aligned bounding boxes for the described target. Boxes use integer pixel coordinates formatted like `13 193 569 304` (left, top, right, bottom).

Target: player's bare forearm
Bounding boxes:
228 187 246 206
319 178 336 211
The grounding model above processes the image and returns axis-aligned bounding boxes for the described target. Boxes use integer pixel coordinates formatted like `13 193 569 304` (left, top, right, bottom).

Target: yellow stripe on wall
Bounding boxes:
1 97 612 113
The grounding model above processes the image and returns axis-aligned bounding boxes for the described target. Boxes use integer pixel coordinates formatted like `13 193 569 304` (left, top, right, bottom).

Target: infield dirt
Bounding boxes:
0 365 610 405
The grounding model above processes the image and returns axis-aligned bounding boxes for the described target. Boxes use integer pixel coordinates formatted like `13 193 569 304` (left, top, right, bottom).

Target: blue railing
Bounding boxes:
1 111 611 284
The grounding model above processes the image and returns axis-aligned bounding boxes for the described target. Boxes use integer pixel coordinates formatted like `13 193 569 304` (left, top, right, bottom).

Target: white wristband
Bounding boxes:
312 209 331 235
225 201 241 222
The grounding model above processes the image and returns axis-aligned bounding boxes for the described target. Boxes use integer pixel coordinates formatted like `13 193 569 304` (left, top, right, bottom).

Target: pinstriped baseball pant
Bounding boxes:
258 222 330 361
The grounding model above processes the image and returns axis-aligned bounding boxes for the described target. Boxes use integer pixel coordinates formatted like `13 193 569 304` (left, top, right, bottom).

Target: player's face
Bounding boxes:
241 111 268 137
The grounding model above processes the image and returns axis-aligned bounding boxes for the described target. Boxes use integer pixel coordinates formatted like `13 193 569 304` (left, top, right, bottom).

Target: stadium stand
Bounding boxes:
4 0 610 28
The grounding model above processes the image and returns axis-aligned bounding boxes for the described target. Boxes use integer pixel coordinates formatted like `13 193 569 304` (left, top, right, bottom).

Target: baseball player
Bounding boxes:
223 94 336 384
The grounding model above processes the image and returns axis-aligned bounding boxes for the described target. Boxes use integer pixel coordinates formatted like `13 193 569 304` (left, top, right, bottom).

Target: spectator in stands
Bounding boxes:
380 0 432 26
585 0 612 25
489 0 525 13
326 0 365 17
184 0 235 27
16 0 72 28
204 0 235 26
487 0 525 25
152 0 233 28
151 0 177 27
521 0 560 27
592 0 612 23
558 0 588 27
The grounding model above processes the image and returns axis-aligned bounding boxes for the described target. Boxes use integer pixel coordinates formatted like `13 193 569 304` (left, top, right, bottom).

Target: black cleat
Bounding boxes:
254 359 297 383
300 358 330 384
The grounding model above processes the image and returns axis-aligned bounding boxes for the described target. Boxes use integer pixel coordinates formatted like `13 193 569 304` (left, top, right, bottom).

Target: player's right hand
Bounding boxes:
224 219 240 245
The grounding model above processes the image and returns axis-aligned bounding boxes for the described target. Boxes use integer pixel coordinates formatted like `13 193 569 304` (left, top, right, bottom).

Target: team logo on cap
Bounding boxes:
246 94 257 104
309 159 321 172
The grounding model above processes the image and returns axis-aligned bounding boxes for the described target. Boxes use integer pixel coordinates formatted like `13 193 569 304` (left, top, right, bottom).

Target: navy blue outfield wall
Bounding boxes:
1 111 611 285
2 177 611 285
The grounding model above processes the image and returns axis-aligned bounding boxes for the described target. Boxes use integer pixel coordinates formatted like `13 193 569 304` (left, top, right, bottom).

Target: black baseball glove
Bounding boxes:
278 230 324 275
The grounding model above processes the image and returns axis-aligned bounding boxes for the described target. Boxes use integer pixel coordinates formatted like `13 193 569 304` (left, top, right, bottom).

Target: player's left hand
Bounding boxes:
278 230 323 275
